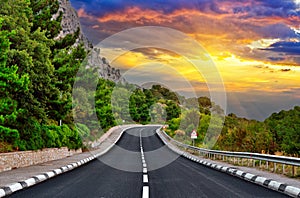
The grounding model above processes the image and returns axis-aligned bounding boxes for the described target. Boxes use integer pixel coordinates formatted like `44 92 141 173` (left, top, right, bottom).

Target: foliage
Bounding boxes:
166 94 300 155
265 107 300 155
0 0 84 151
95 78 117 131
0 19 29 149
0 0 299 157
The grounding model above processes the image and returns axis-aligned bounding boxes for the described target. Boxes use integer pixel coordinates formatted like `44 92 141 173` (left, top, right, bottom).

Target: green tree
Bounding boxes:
30 0 62 38
265 107 300 155
0 0 84 151
0 20 29 148
129 89 151 124
95 78 116 131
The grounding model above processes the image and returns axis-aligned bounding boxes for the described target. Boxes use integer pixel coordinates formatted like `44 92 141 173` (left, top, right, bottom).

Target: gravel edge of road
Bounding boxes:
156 129 300 198
0 125 141 198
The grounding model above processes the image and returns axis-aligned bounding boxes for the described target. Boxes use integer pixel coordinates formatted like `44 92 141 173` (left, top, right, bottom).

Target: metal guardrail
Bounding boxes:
158 129 300 176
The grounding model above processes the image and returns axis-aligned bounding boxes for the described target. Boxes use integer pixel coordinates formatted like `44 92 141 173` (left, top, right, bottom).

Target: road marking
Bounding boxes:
143 168 147 173
0 189 5 197
140 128 149 198
143 174 149 183
142 186 149 198
8 183 23 192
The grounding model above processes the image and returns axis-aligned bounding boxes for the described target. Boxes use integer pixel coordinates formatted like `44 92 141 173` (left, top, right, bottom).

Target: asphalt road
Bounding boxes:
11 126 289 198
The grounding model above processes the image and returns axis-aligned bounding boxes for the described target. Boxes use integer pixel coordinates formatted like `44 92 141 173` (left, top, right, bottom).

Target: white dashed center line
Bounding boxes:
143 174 149 183
140 129 149 198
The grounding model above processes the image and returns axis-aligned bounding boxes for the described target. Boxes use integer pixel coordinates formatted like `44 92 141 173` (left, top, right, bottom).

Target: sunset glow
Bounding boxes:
70 0 300 120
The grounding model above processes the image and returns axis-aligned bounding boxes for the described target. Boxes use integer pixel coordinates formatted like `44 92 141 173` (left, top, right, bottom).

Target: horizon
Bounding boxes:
70 0 300 121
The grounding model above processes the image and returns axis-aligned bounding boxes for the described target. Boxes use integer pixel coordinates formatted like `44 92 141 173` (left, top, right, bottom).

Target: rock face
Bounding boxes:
53 0 126 84
85 48 127 84
53 0 92 50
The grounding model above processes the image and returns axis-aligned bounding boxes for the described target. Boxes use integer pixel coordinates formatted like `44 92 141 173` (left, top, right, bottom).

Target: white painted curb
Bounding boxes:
0 125 141 197
156 128 300 198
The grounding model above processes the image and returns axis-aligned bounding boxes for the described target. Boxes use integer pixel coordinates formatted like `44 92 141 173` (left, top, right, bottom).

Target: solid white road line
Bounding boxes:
142 186 149 198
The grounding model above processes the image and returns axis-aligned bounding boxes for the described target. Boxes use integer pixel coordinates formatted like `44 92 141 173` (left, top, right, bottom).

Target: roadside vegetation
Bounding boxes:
0 0 299 157
165 99 300 157
0 0 84 151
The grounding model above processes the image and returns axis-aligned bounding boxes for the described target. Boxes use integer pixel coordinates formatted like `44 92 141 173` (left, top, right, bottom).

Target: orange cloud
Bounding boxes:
77 8 95 21
76 5 300 95
95 6 229 25
97 7 164 24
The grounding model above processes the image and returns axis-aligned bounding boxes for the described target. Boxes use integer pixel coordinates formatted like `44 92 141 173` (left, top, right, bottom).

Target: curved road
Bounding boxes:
11 126 288 198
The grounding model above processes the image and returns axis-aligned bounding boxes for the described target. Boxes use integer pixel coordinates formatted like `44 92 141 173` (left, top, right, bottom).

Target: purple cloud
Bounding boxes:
263 41 300 55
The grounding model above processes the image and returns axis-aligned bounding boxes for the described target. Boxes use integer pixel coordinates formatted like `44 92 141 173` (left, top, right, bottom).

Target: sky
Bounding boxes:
69 0 300 121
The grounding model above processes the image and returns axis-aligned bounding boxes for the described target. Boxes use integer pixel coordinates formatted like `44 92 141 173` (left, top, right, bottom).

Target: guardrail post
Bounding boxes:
259 160 261 169
292 165 295 177
160 129 300 178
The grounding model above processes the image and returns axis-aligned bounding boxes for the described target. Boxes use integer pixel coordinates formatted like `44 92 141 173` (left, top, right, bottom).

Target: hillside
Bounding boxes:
0 0 298 157
0 0 119 152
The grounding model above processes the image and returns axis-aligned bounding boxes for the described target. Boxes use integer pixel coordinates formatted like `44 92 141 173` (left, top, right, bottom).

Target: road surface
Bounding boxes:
11 126 288 198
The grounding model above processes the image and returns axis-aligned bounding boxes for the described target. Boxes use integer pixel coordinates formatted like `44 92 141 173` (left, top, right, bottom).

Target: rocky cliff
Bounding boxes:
85 48 127 84
53 0 92 50
54 0 126 84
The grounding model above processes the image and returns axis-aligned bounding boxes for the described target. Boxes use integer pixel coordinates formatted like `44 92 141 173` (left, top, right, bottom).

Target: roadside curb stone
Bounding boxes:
0 125 141 197
157 128 300 198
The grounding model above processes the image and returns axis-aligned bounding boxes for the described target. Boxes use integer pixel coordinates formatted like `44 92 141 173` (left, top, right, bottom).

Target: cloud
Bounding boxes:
262 41 300 54
258 23 298 39
70 0 300 115
280 68 291 72
71 0 232 17
72 0 299 45
268 56 285 61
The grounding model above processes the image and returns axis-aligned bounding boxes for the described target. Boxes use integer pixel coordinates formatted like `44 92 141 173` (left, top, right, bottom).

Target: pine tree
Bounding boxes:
0 0 84 150
0 19 29 150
